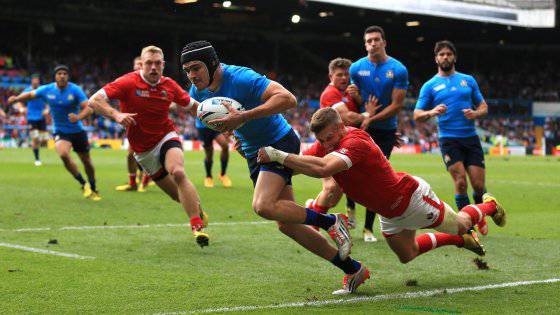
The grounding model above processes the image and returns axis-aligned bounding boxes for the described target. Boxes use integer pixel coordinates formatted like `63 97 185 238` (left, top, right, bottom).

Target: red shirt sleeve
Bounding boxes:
329 136 369 168
170 80 192 107
320 89 343 108
103 74 132 101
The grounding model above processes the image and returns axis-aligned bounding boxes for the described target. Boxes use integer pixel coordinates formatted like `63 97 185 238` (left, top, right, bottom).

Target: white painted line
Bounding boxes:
0 242 95 260
4 221 273 233
157 278 560 314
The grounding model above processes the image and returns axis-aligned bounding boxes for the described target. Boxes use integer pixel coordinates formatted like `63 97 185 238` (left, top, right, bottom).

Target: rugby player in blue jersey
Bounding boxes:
349 26 409 242
181 41 369 293
22 74 49 166
414 40 490 234
8 65 100 200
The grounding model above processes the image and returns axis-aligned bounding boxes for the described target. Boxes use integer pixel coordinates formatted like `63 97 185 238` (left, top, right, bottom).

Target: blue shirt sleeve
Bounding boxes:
73 85 88 104
234 67 271 103
34 85 49 101
468 76 484 106
393 64 409 90
349 62 359 86
415 82 434 110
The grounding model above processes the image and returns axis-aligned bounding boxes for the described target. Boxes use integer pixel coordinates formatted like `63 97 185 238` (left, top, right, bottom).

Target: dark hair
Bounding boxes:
434 40 457 56
328 58 352 74
364 25 385 40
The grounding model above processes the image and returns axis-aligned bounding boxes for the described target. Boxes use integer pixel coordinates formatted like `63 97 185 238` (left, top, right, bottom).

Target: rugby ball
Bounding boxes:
197 97 245 131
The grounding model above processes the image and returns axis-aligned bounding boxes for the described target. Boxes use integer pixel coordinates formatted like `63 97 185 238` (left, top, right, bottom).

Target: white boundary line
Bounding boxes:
157 278 560 314
3 221 273 233
0 242 95 260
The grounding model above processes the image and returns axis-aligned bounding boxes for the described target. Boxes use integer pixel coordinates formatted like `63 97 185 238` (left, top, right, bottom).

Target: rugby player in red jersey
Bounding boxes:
305 58 379 232
258 107 507 285
89 46 209 247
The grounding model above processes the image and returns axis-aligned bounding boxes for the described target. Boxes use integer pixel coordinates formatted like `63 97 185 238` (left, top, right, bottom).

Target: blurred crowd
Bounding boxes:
1 49 559 149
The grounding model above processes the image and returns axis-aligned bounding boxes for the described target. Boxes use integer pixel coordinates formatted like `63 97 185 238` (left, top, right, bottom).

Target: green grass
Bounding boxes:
1 148 559 314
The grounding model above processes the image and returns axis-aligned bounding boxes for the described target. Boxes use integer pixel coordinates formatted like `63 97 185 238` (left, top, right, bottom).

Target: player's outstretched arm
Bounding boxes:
88 91 136 127
258 147 348 178
7 90 36 105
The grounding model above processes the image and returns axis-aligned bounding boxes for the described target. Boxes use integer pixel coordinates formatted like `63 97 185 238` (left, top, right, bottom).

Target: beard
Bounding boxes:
438 60 454 72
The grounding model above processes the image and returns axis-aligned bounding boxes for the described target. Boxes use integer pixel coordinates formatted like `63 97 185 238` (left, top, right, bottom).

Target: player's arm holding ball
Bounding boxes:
210 79 297 132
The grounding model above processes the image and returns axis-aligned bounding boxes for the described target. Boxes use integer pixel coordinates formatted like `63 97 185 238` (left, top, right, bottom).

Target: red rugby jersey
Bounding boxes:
305 127 418 218
319 84 359 114
102 71 193 153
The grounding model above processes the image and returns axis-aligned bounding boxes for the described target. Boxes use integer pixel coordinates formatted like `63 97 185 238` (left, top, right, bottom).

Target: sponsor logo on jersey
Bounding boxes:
47 94 56 100
433 84 446 92
358 70 370 76
386 70 394 79
136 89 150 97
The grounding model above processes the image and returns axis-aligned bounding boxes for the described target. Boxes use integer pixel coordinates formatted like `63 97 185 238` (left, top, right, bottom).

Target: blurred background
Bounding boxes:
1 0 558 155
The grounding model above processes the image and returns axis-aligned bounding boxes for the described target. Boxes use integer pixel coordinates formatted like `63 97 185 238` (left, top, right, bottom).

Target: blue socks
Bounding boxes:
331 252 361 274
33 148 39 161
455 194 470 211
74 173 86 186
473 190 486 204
304 208 336 230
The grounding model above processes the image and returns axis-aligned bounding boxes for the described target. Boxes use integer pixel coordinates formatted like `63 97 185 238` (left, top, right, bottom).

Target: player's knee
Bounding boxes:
252 199 274 219
169 167 186 182
454 177 467 192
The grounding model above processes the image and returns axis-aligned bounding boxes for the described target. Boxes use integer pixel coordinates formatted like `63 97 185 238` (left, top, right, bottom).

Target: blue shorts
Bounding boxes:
439 136 485 169
54 131 90 153
246 129 300 186
28 119 47 131
366 128 396 159
197 127 219 149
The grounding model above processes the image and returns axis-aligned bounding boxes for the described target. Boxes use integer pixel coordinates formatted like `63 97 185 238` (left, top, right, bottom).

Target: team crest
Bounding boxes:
460 80 467 87
67 94 74 101
161 90 167 98
385 70 394 79
444 154 451 163
339 148 348 154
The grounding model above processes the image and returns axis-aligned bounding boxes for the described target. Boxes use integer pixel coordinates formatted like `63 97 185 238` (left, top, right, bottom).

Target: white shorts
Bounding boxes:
379 176 445 237
133 131 181 179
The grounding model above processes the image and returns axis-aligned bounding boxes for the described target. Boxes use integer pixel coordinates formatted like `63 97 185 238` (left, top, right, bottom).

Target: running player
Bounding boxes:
304 58 376 229
8 65 101 200
195 117 232 188
89 46 209 247
414 41 490 235
349 25 409 242
182 41 367 293
115 56 153 192
258 108 506 285
23 74 49 166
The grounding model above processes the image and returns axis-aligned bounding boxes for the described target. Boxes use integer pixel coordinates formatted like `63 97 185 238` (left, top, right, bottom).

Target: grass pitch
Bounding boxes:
1 148 559 314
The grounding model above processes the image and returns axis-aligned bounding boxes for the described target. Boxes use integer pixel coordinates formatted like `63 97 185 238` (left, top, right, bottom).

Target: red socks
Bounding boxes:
128 173 137 186
190 216 204 231
416 232 464 255
460 202 497 225
142 174 151 186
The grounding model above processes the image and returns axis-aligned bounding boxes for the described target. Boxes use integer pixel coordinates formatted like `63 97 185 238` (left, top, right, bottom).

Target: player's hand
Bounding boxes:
431 104 447 117
364 95 381 115
360 117 373 130
114 112 137 127
346 84 361 102
257 147 272 164
209 102 245 132
68 113 79 123
7 96 17 105
229 133 246 159
462 108 478 120
394 132 404 148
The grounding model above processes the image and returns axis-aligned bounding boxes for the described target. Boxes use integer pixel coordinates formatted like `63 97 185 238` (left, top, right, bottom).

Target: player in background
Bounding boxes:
8 65 101 200
89 46 209 247
349 25 409 242
22 74 49 166
304 58 378 229
195 116 232 188
115 56 153 192
182 41 367 293
414 40 490 235
258 108 506 288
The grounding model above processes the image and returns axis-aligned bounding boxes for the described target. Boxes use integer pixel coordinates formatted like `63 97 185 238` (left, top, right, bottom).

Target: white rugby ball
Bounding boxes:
197 97 245 131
